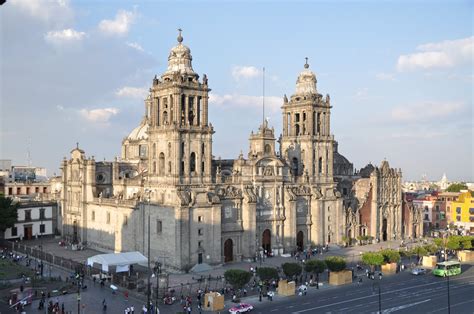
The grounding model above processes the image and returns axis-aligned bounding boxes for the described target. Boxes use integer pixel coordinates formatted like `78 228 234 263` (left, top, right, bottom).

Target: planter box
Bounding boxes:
422 255 437 268
203 292 224 311
329 270 352 286
381 262 397 275
277 280 295 296
458 250 474 262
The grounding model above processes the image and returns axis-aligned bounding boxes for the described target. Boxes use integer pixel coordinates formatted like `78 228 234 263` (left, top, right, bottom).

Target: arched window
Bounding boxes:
152 143 156 158
292 157 299 176
318 157 323 174
168 142 171 157
190 152 196 173
163 111 168 125
201 143 205 155
159 153 165 175
295 124 300 136
181 142 185 159
168 161 171 173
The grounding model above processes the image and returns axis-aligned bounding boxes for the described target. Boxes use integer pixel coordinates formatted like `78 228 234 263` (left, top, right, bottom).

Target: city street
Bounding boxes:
248 264 474 314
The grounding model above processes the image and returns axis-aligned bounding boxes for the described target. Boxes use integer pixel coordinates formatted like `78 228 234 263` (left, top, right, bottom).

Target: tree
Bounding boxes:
380 249 401 264
362 252 384 271
411 246 428 257
304 260 326 288
445 183 468 192
256 267 279 281
304 260 327 275
224 269 252 290
324 256 346 272
0 195 19 239
281 263 302 278
433 238 443 248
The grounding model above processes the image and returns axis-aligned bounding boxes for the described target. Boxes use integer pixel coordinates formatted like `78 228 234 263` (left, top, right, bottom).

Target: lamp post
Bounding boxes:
443 228 451 314
154 262 161 311
372 282 382 313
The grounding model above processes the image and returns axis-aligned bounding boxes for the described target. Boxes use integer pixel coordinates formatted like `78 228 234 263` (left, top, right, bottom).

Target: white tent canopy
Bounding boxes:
87 252 148 272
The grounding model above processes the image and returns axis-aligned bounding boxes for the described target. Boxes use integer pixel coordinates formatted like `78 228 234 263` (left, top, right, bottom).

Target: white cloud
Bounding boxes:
354 87 369 100
391 102 465 122
376 73 396 81
98 10 136 36
45 28 86 44
126 42 144 52
9 0 72 22
79 108 119 124
397 36 473 71
209 93 281 112
231 66 262 81
115 86 148 99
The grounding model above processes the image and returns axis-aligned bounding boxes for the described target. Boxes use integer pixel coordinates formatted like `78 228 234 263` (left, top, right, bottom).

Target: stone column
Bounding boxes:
283 113 288 136
202 95 208 126
185 95 189 126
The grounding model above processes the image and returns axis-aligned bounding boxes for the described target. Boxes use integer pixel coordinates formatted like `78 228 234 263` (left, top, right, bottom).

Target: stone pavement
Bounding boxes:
14 237 428 291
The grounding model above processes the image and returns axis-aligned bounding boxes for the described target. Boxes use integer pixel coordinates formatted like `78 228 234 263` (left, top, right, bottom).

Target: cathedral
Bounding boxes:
60 31 410 271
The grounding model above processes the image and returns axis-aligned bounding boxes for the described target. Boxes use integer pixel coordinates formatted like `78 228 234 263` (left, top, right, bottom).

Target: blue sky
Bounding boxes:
1 0 472 181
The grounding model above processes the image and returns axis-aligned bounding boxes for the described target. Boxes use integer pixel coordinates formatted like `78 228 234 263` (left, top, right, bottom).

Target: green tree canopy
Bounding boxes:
324 256 346 272
380 249 401 264
0 195 19 237
362 252 384 267
304 260 327 275
256 267 279 281
411 246 428 257
282 263 302 278
445 183 468 192
224 269 252 290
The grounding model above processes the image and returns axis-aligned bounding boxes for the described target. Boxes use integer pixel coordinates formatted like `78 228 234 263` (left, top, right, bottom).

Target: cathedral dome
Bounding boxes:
163 29 196 77
295 58 317 95
127 120 148 141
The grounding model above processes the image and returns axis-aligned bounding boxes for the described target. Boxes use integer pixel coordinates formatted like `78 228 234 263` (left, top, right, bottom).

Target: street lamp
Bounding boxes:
372 281 382 313
154 262 161 310
443 228 451 314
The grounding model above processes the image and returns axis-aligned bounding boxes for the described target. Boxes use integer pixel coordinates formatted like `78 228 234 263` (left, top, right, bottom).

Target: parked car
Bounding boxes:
229 303 254 314
411 268 427 275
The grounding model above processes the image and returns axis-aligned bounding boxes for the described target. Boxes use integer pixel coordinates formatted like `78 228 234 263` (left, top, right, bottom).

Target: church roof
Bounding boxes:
126 119 148 141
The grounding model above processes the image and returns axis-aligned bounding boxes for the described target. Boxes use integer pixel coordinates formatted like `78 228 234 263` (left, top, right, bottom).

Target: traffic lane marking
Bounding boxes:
292 275 474 314
428 298 474 313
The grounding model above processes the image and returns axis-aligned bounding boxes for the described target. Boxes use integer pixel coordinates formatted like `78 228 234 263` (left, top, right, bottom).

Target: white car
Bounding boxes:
411 268 427 275
229 303 254 314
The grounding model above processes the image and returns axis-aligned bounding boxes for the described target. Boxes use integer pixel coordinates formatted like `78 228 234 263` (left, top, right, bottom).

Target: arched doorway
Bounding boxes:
382 218 388 241
262 229 271 255
296 231 304 251
224 239 233 263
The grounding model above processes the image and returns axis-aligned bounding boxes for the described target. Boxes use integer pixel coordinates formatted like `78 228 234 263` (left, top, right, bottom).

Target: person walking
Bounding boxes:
379 272 383 280
130 305 135 314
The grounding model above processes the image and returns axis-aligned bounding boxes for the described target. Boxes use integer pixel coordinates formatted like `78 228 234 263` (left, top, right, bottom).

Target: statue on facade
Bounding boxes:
203 74 208 85
283 94 288 103
153 75 158 85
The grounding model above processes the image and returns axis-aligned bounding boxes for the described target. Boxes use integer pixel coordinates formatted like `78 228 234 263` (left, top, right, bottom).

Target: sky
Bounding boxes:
1 0 472 181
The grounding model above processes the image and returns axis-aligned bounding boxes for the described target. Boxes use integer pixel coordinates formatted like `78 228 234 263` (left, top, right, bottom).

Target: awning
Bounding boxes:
87 252 148 272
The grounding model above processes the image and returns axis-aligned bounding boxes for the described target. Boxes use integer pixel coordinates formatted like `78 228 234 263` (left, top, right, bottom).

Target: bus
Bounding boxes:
432 261 461 277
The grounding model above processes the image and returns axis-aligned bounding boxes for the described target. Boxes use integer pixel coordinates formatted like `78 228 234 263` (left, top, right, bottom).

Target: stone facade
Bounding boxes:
61 31 404 271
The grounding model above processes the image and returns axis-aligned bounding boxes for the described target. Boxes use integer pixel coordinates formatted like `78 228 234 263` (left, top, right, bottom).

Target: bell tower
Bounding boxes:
147 29 213 185
281 58 334 184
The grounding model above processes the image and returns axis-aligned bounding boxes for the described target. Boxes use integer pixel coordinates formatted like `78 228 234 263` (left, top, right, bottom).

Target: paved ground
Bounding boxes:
1 238 438 313
16 237 424 289
247 264 474 314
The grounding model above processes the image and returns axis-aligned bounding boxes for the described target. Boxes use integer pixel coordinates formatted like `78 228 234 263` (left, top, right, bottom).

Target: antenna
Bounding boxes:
262 66 265 125
27 137 32 167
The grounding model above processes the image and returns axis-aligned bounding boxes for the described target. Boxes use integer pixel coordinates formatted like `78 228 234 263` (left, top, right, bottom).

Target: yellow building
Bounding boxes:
450 191 474 234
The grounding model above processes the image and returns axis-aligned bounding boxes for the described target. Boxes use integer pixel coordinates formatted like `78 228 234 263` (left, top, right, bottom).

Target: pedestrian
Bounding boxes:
125 307 130 314
379 272 382 280
259 293 262 302
131 305 135 314
61 303 65 313
187 305 192 313
358 277 362 285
